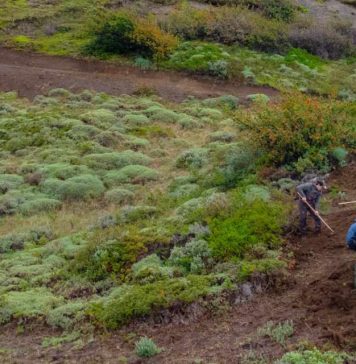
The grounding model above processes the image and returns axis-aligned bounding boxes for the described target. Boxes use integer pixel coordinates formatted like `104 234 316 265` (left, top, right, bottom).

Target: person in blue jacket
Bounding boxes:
346 219 356 251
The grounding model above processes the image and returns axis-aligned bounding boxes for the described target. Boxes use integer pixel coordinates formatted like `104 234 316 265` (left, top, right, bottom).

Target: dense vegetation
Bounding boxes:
0 88 354 349
0 0 355 361
1 0 355 98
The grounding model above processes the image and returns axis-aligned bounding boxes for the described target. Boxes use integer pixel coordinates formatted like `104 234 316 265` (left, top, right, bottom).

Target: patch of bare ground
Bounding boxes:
0 47 278 102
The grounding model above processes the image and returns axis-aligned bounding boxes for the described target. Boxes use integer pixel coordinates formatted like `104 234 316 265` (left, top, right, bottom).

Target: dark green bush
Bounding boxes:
208 196 285 260
86 15 136 55
90 275 219 328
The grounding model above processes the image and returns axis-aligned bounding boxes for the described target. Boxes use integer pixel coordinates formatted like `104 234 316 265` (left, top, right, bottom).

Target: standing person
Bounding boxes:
296 178 325 234
346 219 356 251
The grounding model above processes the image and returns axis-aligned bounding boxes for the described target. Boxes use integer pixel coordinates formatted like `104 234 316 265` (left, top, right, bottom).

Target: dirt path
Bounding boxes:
0 165 355 363
0 47 278 102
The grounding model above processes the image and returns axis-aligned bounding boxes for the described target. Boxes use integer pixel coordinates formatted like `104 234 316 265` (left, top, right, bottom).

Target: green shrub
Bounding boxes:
276 348 355 364
86 15 136 55
104 165 159 186
90 275 218 328
239 94 355 172
149 109 179 124
122 114 149 126
175 197 205 221
176 148 209 169
73 238 145 281
243 185 271 202
209 131 235 143
42 174 105 200
169 183 200 199
119 205 157 223
211 143 258 188
132 254 174 283
40 163 92 180
177 115 200 129
82 109 117 129
202 95 239 110
1 288 62 320
86 14 177 59
0 174 24 193
135 337 162 358
19 198 61 215
208 197 285 260
247 93 270 103
66 124 101 141
48 88 72 98
105 188 135 204
330 147 348 167
83 151 151 170
168 239 212 274
258 320 294 345
46 301 87 330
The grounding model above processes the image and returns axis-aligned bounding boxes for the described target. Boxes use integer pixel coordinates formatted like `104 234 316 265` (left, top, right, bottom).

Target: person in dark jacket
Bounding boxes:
346 219 356 251
296 178 325 234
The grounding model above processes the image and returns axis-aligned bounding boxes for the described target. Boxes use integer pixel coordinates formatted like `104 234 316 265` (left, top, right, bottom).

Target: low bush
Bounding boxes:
90 275 220 328
42 174 105 201
46 301 87 330
83 151 151 170
122 114 149 126
105 188 135 204
131 254 174 283
119 205 157 223
19 198 61 215
208 196 285 260
0 174 24 193
1 288 62 322
202 95 239 110
169 183 200 199
135 337 162 358
73 238 145 281
176 148 209 169
276 348 355 364
149 109 179 124
258 320 294 345
82 109 117 129
168 239 212 274
208 131 235 143
210 143 258 187
86 14 178 60
40 163 92 180
104 165 159 186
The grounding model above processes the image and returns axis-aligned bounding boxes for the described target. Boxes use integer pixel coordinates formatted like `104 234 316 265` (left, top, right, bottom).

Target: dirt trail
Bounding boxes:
0 165 355 363
0 47 278 102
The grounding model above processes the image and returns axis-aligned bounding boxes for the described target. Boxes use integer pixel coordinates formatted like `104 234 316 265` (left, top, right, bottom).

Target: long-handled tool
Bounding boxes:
297 192 335 233
338 200 356 206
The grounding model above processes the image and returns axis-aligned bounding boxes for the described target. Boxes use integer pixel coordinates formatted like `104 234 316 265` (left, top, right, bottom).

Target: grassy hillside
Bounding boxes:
0 0 356 361
0 0 355 98
0 88 354 353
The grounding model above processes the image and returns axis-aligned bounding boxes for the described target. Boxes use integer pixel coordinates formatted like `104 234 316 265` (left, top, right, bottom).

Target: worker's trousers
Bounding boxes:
299 200 321 233
347 238 356 251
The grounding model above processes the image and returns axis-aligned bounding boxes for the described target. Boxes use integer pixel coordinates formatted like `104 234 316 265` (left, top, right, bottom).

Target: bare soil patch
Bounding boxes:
0 47 278 102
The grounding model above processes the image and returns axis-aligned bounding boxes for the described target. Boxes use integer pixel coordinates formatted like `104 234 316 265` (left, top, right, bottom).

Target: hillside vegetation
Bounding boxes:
0 0 356 362
0 0 355 98
0 88 354 356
